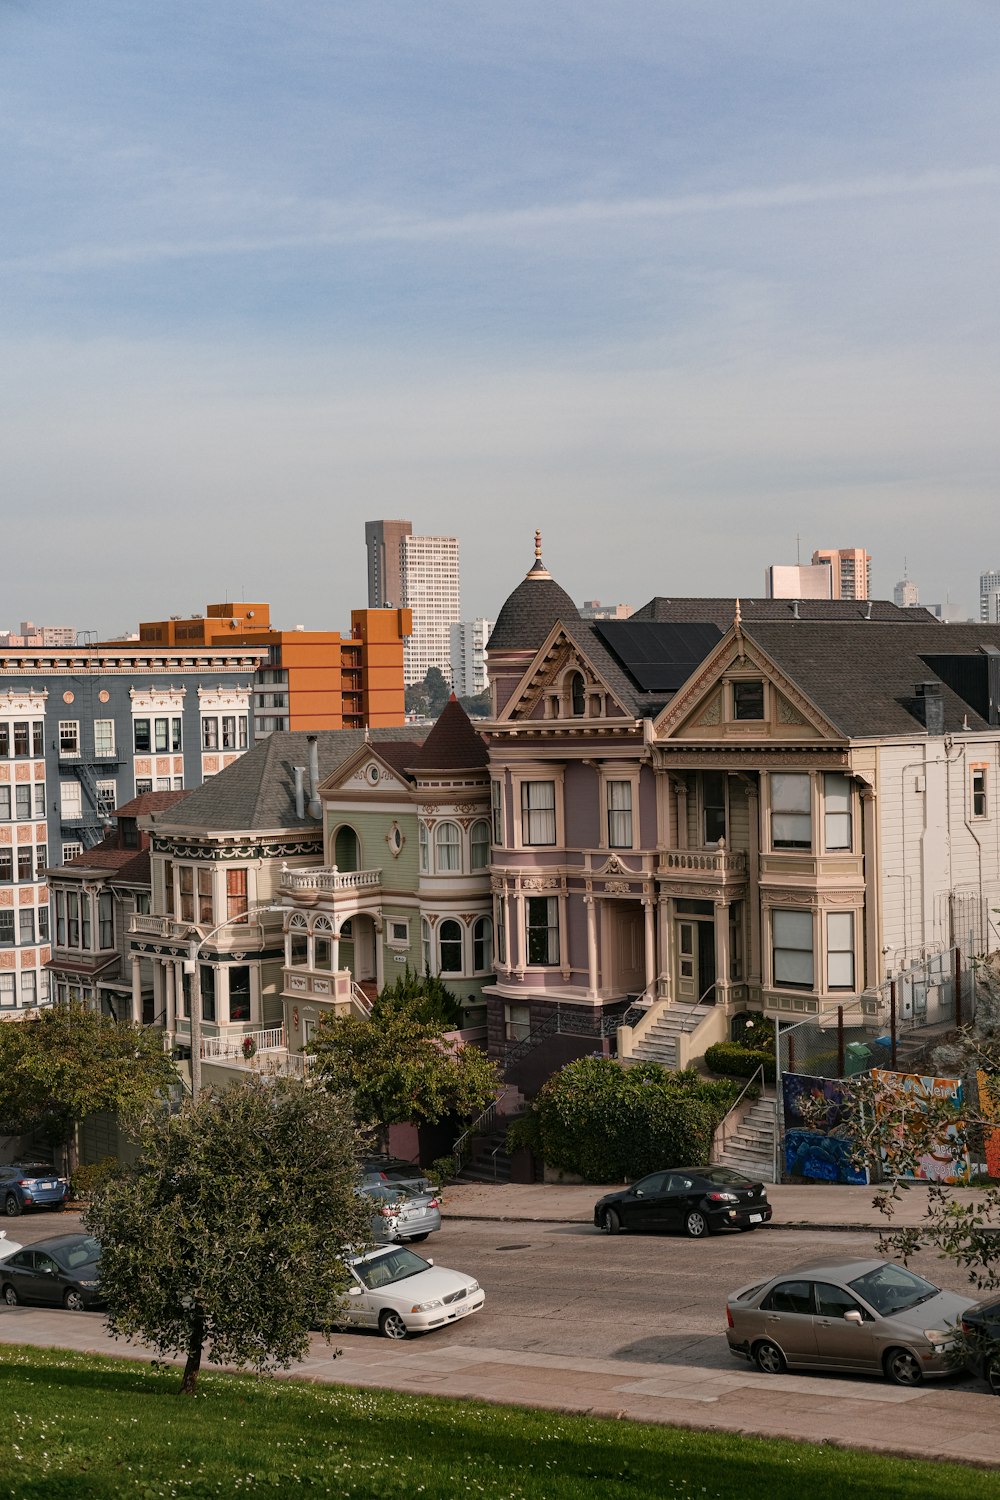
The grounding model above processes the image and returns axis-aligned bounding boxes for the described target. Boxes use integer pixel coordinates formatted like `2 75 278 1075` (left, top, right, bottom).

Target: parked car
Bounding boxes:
0 1231 23 1261
594 1166 772 1238
337 1243 484 1339
358 1182 442 1244
961 1294 1000 1395
0 1163 70 1217
0 1233 103 1311
357 1157 432 1194
726 1256 975 1386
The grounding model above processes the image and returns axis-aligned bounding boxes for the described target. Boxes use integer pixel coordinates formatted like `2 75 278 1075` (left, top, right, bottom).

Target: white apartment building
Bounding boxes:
894 578 920 608
980 571 1000 623
766 564 834 600
450 618 493 697
401 535 460 686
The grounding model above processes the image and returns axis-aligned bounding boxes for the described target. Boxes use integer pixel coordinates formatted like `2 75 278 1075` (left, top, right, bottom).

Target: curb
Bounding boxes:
445 1212 887 1233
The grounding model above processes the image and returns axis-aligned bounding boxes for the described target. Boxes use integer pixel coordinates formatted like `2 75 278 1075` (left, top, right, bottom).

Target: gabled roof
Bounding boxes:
57 845 152 883
633 597 937 626
153 728 423 833
411 696 489 771
113 790 192 819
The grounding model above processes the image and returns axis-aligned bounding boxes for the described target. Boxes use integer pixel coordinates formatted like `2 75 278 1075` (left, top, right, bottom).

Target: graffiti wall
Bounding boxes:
871 1068 970 1184
782 1072 868 1185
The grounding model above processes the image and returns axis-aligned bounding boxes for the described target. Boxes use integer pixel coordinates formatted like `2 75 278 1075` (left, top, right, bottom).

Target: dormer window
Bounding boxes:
570 672 586 717
732 680 765 720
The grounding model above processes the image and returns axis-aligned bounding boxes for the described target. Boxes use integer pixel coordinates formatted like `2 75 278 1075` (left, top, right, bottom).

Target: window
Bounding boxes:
154 717 170 752
66 890 80 947
96 781 116 818
19 909 34 943
570 672 586 716
198 867 213 924
504 1003 531 1043
81 893 91 949
762 1280 812 1315
178 866 194 922
38 905 49 940
32 723 43 757
135 778 152 796
607 781 633 849
290 921 309 966
521 781 556 846
439 919 463 973
33 783 45 817
163 860 174 915
491 780 505 846
470 820 490 870
703 771 727 844
770 773 811 850
0 725 6 756
388 919 409 945
59 722 79 757
0 850 11 883
435 822 461 872
473 916 492 972
134 892 150 917
972 766 988 819
525 895 559 965
733 680 765 720
99 891 113 949
418 823 429 873
0 973 14 1006
61 842 83 862
171 717 183 751
824 773 852 850
827 911 855 989
772 909 814 990
0 787 8 820
228 967 251 1022
17 847 32 881
496 899 506 965
156 777 170 792
227 868 248 921
36 845 47 877
13 723 29 757
200 965 216 1024
422 919 432 973
0 911 13 946
221 715 236 749
133 719 151 753
60 780 82 820
20 972 35 1008
15 785 30 820
814 1282 868 1320
94 720 115 758
201 717 218 750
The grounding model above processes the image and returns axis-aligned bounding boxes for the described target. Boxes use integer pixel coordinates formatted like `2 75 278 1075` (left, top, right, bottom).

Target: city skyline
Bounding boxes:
2 4 998 629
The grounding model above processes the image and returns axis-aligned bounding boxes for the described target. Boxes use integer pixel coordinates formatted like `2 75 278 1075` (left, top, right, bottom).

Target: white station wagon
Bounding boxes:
341 1244 485 1339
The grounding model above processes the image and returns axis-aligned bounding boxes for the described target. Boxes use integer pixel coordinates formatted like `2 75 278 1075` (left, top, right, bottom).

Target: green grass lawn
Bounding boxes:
0 1344 991 1499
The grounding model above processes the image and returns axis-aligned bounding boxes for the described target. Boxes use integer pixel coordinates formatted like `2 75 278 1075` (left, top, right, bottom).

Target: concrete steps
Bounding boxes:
713 1094 777 1183
629 1002 706 1070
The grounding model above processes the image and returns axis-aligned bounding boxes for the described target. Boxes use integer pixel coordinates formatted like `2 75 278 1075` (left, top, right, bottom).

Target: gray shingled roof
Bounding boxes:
488 562 581 652
151 728 424 833
633 597 938 626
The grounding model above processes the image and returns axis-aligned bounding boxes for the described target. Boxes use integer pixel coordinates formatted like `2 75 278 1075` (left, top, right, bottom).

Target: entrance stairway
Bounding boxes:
628 1002 707 1070
712 1092 777 1183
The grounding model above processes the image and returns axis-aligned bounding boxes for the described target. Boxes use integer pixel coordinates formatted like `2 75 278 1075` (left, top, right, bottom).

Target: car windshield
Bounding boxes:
848 1264 939 1316
51 1237 101 1272
701 1168 753 1187
16 1166 54 1178
353 1247 430 1289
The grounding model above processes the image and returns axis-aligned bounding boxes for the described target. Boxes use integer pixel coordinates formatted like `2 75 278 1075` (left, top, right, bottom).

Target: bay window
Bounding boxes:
771 773 812 850
772 909 814 989
526 896 559 966
521 781 556 846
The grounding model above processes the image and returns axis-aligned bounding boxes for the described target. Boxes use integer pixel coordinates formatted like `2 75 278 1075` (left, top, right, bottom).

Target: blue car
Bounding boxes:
0 1163 70 1217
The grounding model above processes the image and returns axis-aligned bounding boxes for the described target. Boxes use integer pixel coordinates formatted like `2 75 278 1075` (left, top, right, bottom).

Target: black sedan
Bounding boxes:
0 1233 103 1311
961 1295 1000 1395
594 1166 772 1238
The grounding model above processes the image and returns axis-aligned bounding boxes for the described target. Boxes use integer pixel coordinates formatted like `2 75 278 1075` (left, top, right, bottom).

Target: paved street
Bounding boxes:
2 1196 998 1467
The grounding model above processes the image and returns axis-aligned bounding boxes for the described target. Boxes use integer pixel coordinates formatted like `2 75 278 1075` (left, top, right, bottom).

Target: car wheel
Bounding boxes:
63 1289 86 1312
2 1284 19 1307
986 1356 1000 1397
406 1234 429 1243
753 1339 786 1375
683 1209 710 1239
4 1194 21 1218
884 1347 923 1386
378 1309 408 1340
601 1208 622 1235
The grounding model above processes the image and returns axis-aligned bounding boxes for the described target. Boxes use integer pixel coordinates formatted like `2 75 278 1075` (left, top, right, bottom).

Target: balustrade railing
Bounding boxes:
280 866 382 894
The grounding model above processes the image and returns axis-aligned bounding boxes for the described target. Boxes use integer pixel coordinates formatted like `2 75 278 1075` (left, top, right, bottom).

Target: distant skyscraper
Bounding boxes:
812 548 872 600
893 577 920 608
366 521 460 686
450 619 493 697
766 565 833 600
980 571 1000 622
578 600 634 620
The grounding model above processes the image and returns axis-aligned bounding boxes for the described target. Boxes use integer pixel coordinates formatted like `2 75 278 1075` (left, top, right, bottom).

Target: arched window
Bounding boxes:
435 821 461 872
570 672 586 717
473 916 493 972
418 822 429 873
334 825 360 872
470 819 490 870
313 915 333 970
288 914 308 967
439 919 463 973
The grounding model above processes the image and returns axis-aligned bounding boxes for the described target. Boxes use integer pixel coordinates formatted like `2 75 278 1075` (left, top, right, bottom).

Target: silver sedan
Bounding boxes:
726 1256 976 1386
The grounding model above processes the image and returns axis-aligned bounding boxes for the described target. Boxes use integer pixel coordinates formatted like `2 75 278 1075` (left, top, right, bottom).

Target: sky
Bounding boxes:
2 1 998 634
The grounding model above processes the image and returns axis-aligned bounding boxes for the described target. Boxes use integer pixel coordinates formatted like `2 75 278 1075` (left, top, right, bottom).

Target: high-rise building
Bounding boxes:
578 600 634 620
812 548 872 600
893 577 920 608
766 564 833 600
450 619 494 698
366 521 460 686
980 571 1000 623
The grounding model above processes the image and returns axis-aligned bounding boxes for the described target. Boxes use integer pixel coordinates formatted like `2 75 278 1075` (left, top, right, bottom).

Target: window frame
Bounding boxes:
772 908 815 991
470 819 490 870
824 772 853 852
58 720 80 757
971 764 988 820
490 779 505 847
473 915 493 972
826 910 856 991
731 679 766 721
525 894 560 967
434 821 462 873
770 772 813 852
438 918 464 974
94 720 116 759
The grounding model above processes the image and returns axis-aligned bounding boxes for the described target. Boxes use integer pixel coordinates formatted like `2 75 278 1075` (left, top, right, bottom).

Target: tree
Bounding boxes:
374 964 462 1029
459 688 491 719
404 667 452 719
310 1005 501 1139
85 1076 372 1394
0 1000 177 1174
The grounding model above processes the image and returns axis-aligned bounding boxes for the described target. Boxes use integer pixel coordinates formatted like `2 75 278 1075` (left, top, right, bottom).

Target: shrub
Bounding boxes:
373 966 462 1029
427 1156 458 1187
705 1041 776 1084
71 1156 124 1200
730 1011 774 1053
523 1058 740 1183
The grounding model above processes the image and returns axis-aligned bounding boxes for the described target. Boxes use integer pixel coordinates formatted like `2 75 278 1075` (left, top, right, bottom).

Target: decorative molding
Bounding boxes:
603 880 632 895
694 693 722 726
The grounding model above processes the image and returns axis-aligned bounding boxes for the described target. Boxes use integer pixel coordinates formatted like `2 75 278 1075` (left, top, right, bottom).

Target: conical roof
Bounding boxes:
410 695 489 771
487 532 580 652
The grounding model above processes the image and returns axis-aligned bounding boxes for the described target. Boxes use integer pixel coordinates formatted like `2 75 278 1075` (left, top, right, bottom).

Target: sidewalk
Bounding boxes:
440 1178 992 1232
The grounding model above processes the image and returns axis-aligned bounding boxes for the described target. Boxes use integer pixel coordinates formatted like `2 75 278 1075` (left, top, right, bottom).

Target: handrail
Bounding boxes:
716 1063 767 1158
351 982 374 1017
452 1086 510 1173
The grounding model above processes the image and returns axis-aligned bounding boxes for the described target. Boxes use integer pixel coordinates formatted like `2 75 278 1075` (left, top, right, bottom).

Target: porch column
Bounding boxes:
657 893 672 1000
674 777 689 849
131 955 142 1025
162 960 175 1032
374 917 385 991
173 959 186 1028
512 886 525 972
331 925 341 972
584 895 598 997
642 896 656 997
714 899 731 1007
745 781 762 989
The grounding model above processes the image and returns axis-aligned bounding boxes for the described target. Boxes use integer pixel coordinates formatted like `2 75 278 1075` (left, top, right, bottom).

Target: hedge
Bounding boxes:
704 1042 776 1085
512 1058 740 1183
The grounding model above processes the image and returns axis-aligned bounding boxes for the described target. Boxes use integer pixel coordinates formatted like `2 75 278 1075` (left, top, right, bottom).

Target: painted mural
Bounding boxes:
871 1068 970 1184
782 1072 868 1185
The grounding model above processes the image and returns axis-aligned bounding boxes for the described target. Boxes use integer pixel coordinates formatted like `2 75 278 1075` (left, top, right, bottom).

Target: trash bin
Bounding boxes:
845 1041 871 1076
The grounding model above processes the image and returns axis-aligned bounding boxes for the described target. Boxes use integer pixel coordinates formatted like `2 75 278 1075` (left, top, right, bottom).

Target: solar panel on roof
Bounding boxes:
595 620 723 692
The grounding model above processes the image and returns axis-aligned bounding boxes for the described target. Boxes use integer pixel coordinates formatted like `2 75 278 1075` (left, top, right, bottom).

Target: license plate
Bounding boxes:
749 1213 763 1223
454 1303 469 1317
40 1182 53 1190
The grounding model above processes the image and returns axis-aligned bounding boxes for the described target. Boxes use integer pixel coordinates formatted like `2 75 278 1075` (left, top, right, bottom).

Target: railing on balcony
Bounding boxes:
660 848 746 875
279 866 382 895
199 1026 286 1060
130 913 192 941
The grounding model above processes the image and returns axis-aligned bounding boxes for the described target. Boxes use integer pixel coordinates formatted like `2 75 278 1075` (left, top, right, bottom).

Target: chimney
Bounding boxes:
913 681 945 735
293 765 305 820
307 735 322 820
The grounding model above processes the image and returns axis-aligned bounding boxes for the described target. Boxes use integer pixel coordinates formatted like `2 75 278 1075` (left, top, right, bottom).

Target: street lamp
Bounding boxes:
184 903 284 1096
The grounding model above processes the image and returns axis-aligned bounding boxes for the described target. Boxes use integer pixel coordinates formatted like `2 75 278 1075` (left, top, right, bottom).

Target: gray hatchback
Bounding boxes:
727 1257 975 1386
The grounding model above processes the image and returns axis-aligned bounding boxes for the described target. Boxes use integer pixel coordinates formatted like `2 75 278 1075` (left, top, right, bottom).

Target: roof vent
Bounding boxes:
864 601 873 620
912 681 945 735
791 599 800 619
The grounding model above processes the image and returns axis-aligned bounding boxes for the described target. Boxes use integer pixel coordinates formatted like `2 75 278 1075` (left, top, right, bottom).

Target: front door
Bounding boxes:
675 919 717 1004
610 905 644 995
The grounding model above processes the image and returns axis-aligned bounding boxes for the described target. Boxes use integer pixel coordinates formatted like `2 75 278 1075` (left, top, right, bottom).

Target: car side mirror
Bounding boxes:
347 1285 363 1297
425 1258 433 1266
633 1188 643 1198
844 1310 863 1325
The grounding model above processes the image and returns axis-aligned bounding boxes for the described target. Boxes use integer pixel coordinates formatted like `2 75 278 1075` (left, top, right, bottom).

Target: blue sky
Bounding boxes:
2 1 998 632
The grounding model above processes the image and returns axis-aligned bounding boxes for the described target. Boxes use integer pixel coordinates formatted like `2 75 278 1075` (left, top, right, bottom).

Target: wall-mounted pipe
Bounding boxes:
293 766 305 820
307 735 322 820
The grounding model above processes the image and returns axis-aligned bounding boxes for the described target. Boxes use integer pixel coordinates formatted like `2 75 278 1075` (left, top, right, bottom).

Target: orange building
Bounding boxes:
137 603 411 734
